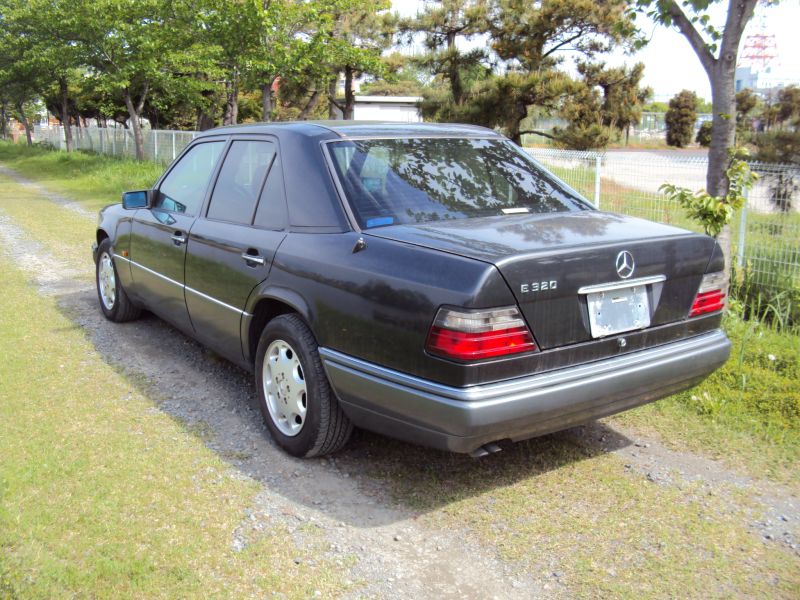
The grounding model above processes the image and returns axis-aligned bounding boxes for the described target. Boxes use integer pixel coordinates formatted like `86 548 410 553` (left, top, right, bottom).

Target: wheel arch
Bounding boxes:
244 290 314 366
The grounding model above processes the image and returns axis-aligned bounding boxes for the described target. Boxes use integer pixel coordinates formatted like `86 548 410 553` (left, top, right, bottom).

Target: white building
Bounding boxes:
735 66 800 96
331 96 423 122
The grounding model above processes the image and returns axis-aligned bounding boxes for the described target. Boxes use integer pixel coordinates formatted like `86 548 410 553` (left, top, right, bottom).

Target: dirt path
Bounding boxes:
0 165 797 597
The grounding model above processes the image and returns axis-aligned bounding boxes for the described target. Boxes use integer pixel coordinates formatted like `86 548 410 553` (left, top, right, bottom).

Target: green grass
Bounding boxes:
0 244 347 597
0 141 163 213
344 429 799 599
0 172 95 272
616 313 800 484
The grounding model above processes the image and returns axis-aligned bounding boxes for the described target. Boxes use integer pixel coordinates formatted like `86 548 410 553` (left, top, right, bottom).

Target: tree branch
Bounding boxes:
720 0 758 61
135 83 149 115
542 31 586 59
663 0 716 76
327 92 344 112
519 129 557 140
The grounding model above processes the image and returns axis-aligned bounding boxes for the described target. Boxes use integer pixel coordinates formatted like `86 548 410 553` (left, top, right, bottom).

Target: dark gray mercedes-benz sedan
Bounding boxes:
92 122 731 458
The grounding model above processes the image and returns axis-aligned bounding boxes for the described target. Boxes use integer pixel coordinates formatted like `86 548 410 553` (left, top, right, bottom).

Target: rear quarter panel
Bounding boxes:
245 232 516 383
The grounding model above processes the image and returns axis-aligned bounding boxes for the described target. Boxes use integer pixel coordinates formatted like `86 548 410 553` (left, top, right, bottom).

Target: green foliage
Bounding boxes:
556 60 651 148
695 97 713 113
665 89 697 147
753 130 800 165
399 0 485 105
660 152 757 237
776 84 800 127
644 101 669 113
696 121 713 147
731 263 800 330
552 123 616 150
414 0 641 144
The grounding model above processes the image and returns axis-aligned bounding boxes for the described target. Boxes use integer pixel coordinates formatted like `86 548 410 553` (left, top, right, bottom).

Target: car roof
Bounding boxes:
195 121 502 140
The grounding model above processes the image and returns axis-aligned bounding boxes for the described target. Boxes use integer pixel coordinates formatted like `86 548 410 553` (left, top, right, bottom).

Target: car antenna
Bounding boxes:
352 237 367 253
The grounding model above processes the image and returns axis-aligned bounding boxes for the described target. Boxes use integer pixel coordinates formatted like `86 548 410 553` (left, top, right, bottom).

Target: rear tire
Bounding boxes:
96 238 141 323
255 314 352 457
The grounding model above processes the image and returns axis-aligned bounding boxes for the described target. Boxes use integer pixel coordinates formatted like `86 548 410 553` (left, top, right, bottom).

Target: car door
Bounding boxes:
184 138 288 362
129 139 226 333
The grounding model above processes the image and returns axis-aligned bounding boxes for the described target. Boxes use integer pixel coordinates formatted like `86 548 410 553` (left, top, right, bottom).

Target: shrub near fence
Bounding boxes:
32 125 799 316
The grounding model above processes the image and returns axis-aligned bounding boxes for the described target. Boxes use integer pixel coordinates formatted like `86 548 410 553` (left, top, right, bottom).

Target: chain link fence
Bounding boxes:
31 126 799 303
34 125 198 164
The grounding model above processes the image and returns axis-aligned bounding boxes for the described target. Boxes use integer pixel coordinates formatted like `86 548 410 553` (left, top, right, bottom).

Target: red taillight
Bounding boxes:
690 272 726 317
425 307 536 361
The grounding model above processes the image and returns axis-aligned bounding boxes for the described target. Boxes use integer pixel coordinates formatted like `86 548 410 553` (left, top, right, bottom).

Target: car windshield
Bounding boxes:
326 137 592 229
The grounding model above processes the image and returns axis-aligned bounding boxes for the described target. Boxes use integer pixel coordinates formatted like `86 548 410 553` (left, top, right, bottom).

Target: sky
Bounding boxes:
391 0 800 102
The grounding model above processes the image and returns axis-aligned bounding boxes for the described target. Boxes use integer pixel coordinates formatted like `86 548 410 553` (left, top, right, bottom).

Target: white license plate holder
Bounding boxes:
586 284 650 338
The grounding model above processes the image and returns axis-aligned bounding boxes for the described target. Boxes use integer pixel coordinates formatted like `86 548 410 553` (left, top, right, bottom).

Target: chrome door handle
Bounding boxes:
171 233 186 246
241 252 265 266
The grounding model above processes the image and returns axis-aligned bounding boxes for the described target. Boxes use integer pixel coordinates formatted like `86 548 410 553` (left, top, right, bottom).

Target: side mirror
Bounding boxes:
122 190 150 210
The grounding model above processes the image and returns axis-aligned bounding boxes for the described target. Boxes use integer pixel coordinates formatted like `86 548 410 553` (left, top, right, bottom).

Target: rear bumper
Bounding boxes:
319 329 731 453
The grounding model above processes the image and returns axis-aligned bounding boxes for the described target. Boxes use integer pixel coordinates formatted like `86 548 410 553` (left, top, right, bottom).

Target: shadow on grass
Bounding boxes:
336 423 632 511
55 286 633 525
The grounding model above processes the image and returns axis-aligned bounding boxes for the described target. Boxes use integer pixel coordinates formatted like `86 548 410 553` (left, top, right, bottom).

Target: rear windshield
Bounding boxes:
326 137 592 229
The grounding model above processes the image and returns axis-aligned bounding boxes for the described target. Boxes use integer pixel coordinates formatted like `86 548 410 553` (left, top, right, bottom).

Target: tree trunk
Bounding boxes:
0 101 7 139
706 60 738 281
446 30 463 104
328 78 340 119
261 78 276 122
197 111 215 131
15 103 32 145
59 77 73 152
123 89 145 161
223 78 239 126
663 0 758 285
298 90 321 120
508 99 528 145
343 66 354 120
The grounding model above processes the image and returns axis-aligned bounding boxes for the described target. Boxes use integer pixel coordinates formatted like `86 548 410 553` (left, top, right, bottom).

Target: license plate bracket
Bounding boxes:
586 284 650 338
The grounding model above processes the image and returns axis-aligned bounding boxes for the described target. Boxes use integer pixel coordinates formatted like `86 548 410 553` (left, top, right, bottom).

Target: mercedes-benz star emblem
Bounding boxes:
615 250 635 279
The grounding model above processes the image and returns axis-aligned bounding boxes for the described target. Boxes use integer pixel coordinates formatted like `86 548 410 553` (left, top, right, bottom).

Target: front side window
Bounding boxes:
327 137 592 229
207 140 276 225
156 141 225 215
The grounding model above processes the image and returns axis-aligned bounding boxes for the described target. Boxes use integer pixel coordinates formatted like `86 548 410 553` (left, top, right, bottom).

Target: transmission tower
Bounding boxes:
740 7 778 72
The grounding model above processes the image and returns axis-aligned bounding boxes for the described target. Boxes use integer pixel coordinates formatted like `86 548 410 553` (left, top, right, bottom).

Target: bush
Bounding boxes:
752 130 800 165
730 262 800 330
665 90 697 147
696 121 712 147
552 123 615 150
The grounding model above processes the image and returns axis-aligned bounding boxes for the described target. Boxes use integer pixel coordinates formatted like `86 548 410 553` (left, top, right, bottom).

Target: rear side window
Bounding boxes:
207 141 276 224
156 141 225 215
253 153 287 230
327 137 591 229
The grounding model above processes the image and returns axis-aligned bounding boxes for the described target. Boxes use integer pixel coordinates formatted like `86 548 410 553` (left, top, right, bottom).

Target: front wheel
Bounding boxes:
95 238 141 322
255 314 352 457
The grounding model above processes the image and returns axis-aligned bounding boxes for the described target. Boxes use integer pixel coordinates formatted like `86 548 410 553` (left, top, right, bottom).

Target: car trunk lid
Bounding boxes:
366 211 716 349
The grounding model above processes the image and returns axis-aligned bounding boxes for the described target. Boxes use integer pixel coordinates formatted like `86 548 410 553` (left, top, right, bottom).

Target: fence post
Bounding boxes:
153 130 158 162
172 131 176 160
594 154 601 209
737 188 748 268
